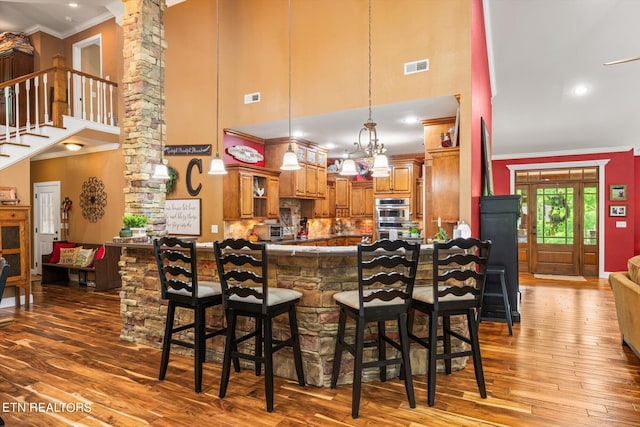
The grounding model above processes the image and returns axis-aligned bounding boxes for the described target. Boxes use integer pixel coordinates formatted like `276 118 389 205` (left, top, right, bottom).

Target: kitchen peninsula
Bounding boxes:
116 241 469 387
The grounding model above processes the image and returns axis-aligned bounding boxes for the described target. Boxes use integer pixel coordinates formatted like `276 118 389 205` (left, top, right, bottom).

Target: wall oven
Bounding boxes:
375 198 410 240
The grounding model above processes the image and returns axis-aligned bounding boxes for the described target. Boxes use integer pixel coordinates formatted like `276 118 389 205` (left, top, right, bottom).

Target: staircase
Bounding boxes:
0 55 120 170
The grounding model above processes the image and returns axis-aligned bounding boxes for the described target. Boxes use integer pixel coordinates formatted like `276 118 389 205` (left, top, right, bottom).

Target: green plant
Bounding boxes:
434 227 448 241
122 214 148 229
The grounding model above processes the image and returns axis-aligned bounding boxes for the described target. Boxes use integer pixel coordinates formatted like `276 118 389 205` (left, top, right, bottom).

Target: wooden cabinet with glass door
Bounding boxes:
0 206 31 307
223 165 280 220
265 139 327 199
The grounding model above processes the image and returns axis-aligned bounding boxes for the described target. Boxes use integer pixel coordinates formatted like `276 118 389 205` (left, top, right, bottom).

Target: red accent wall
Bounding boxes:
493 150 636 272
222 133 265 168
470 0 492 236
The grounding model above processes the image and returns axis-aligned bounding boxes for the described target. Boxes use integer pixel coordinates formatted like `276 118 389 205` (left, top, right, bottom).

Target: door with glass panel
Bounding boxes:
33 181 61 275
531 184 580 275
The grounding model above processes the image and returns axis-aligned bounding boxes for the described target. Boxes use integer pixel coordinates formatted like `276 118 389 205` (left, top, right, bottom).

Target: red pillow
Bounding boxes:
49 242 77 263
93 245 106 266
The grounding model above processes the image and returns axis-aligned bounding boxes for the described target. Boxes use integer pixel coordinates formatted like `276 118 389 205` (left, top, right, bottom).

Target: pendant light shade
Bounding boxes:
208 155 227 175
208 0 227 175
370 153 390 177
153 163 170 180
280 0 301 171
340 158 358 176
280 147 300 170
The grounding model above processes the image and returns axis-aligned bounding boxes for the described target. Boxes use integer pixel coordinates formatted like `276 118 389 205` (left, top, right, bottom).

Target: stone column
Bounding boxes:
121 0 167 237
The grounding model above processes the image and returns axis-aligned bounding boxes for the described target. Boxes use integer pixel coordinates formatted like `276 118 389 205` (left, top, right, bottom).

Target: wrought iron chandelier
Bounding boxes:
340 0 389 177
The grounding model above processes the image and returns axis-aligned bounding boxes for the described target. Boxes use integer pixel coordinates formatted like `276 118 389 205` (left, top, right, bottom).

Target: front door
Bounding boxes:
531 184 579 275
33 181 61 275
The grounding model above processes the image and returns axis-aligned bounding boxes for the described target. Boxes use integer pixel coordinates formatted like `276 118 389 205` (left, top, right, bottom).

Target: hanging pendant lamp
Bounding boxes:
280 0 301 171
208 0 227 175
152 18 170 181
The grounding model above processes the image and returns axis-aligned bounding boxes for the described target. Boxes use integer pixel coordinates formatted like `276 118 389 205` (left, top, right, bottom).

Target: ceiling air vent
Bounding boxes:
244 92 261 104
404 59 429 75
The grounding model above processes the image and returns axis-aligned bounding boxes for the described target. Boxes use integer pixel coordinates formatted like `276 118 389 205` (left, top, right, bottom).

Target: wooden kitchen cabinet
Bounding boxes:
425 147 459 237
350 181 374 218
0 206 31 307
301 181 335 218
415 178 424 218
223 165 280 220
265 139 327 199
373 160 420 195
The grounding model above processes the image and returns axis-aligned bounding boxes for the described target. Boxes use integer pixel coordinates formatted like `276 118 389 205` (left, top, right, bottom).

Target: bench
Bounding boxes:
41 243 121 291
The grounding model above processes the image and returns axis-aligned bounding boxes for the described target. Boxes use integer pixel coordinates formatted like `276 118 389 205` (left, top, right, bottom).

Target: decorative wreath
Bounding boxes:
547 195 569 232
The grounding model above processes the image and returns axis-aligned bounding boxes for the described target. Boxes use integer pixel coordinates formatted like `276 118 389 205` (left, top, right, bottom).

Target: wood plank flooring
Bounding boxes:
0 274 638 426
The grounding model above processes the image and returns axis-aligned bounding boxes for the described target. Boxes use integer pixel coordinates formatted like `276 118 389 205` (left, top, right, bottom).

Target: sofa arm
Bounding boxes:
609 272 640 358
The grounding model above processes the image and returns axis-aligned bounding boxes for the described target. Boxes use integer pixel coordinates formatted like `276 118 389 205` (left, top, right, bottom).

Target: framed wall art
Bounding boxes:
609 184 627 201
609 205 627 217
165 198 201 235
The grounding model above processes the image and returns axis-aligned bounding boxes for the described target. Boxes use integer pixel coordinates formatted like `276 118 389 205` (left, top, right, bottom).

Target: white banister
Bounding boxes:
26 79 31 132
81 76 86 120
34 76 40 131
3 87 9 143
66 71 71 116
14 83 20 143
43 73 49 123
89 78 94 122
102 81 107 125
109 84 114 126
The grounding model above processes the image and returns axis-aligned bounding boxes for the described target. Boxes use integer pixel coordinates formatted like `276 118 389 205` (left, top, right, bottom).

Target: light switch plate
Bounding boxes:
616 221 627 228
211 224 218 233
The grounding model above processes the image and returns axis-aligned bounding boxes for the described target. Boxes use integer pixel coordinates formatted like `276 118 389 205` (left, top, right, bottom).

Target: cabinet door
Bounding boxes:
374 175 392 193
328 184 336 217
266 176 280 218
317 167 327 197
335 178 350 208
306 165 318 197
350 186 364 216
240 173 254 218
295 167 307 196
364 187 374 216
415 179 424 218
391 165 412 192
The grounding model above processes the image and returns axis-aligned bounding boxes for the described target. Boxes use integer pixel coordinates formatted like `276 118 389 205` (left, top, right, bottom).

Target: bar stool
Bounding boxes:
330 239 420 418
153 237 225 393
213 238 305 413
482 265 513 335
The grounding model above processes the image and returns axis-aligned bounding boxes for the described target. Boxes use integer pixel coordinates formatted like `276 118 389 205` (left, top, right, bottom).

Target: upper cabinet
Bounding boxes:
223 165 280 220
373 159 421 196
265 140 328 199
350 181 374 218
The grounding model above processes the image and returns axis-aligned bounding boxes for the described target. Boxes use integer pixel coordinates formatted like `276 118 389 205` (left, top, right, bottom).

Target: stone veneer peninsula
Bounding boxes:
114 242 469 387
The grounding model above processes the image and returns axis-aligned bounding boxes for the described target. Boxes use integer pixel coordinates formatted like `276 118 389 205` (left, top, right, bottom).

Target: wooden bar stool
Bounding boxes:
214 238 305 413
482 265 513 335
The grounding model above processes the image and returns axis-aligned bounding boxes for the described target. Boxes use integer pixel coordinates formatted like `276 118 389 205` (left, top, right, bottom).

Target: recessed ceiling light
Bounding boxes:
403 116 418 124
293 130 304 138
69 2 78 7
572 84 589 96
325 142 336 149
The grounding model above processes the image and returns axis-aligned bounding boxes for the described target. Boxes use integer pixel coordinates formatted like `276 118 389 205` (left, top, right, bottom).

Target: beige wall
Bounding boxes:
6 0 474 248
164 0 472 242
30 150 126 244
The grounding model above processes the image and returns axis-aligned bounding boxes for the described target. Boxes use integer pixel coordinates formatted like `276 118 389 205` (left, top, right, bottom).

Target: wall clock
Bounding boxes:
79 176 107 223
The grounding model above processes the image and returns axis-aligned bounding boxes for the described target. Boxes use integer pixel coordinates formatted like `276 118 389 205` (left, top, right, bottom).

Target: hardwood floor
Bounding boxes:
0 274 638 426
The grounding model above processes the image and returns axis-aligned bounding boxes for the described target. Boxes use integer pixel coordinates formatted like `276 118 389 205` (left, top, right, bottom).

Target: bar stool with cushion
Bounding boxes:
213 238 305 413
153 237 225 393
409 237 491 406
330 239 420 419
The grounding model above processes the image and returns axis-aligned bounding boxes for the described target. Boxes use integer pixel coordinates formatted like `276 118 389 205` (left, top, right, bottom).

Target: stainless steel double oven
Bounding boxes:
375 197 411 240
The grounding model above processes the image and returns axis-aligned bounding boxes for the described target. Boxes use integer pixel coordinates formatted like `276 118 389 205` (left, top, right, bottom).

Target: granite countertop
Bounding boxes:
273 233 371 245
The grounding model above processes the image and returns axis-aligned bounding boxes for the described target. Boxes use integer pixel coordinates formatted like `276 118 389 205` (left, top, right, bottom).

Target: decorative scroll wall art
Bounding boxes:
80 176 107 223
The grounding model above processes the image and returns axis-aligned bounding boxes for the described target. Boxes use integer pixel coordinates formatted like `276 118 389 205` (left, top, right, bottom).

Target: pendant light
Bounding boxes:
340 0 389 177
280 0 301 171
208 0 227 175
152 16 170 181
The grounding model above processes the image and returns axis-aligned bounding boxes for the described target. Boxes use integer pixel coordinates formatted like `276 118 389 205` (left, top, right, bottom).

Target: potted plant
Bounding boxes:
122 214 148 237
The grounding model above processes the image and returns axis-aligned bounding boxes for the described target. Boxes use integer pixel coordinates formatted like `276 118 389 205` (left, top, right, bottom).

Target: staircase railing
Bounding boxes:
0 54 118 147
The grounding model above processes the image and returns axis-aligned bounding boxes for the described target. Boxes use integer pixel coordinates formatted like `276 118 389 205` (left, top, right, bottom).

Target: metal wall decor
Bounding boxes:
80 176 107 223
